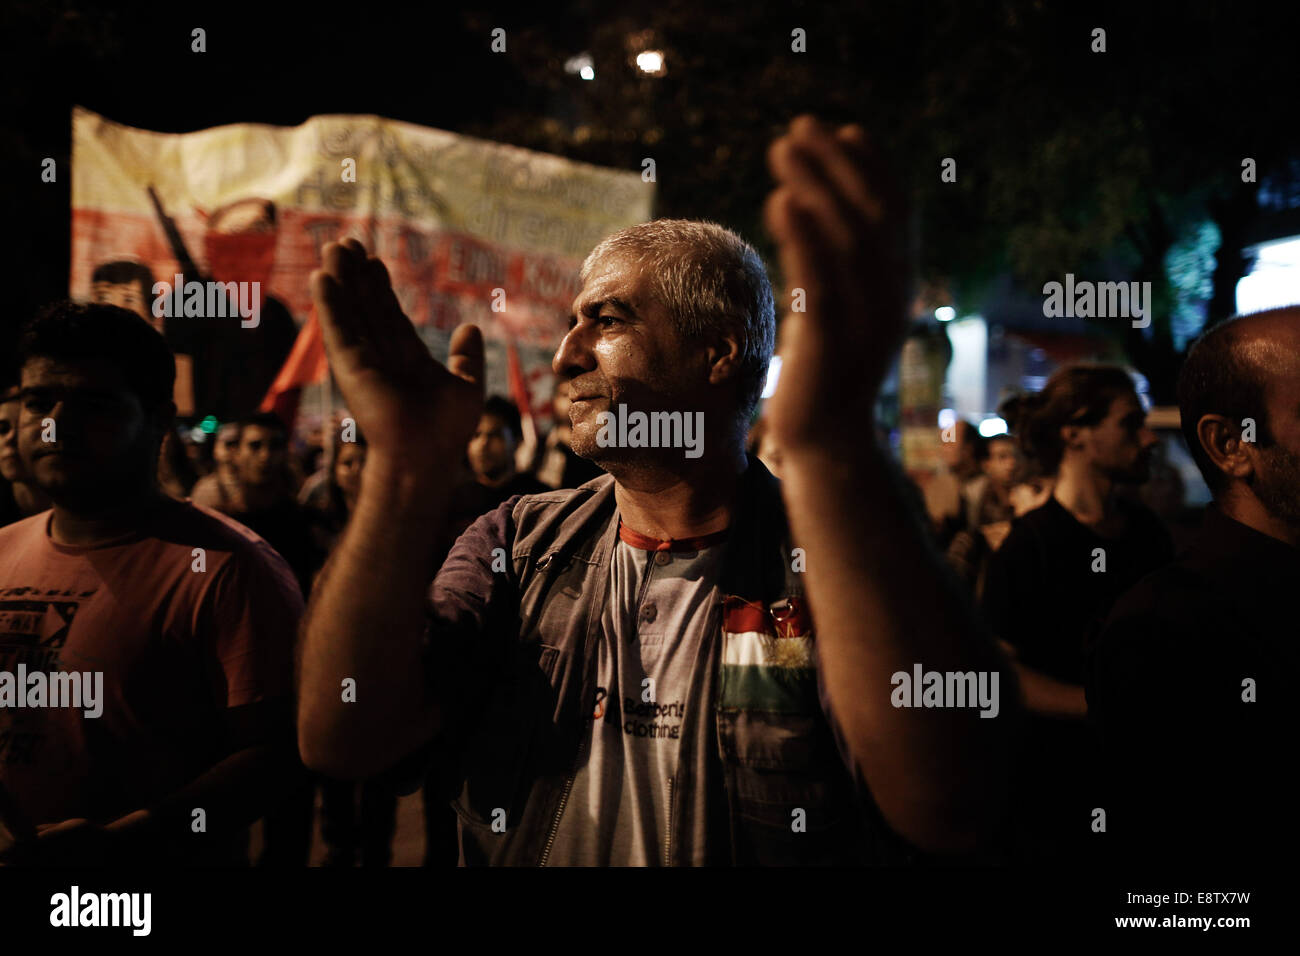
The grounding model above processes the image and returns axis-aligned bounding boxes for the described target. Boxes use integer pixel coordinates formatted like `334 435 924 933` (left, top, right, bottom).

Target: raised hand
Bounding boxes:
763 116 911 457
309 239 484 471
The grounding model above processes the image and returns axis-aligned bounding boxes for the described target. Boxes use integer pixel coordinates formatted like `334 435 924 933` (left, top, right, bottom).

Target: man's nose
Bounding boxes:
36 403 81 433
552 325 597 377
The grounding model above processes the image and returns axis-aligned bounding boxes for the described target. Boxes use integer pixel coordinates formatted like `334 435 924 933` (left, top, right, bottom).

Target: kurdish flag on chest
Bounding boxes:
719 595 819 714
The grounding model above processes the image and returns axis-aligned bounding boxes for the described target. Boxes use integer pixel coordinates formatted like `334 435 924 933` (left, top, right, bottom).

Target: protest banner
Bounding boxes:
71 106 653 424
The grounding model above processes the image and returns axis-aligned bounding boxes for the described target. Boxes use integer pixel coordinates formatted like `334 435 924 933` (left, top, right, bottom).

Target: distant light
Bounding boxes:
937 408 957 429
934 306 956 322
188 426 207 443
1236 236 1300 313
635 50 665 75
564 53 595 79
199 415 219 434
978 417 1008 437
761 356 782 399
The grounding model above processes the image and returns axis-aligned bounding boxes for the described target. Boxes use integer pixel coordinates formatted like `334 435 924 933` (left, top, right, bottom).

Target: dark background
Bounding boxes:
3 0 1299 402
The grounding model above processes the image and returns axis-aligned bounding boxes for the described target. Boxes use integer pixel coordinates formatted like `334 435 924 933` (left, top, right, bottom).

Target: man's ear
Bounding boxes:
1059 423 1082 450
1197 414 1253 483
705 330 744 387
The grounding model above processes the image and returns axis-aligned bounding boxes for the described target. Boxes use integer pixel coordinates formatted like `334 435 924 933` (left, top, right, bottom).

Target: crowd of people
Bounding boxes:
0 323 621 867
919 345 1298 865
0 116 1294 868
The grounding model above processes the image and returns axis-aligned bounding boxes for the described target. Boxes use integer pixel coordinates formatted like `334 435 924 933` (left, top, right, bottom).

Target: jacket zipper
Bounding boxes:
538 722 588 867
664 775 675 866
536 546 588 867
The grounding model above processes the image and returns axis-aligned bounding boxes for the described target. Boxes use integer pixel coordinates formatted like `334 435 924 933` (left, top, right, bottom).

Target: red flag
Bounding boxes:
506 339 532 417
259 305 329 427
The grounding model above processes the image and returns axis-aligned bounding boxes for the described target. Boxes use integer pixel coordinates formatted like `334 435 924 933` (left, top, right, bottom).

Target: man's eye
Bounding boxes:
599 315 620 326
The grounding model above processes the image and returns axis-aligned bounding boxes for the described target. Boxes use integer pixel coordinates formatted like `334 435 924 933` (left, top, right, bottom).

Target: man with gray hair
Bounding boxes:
297 116 1013 865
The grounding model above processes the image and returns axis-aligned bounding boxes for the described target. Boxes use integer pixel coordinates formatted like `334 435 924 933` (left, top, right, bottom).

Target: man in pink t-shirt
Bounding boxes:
0 301 303 866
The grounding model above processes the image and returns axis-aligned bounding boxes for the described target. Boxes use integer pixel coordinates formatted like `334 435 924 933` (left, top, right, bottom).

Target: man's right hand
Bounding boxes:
310 239 484 470
762 117 910 458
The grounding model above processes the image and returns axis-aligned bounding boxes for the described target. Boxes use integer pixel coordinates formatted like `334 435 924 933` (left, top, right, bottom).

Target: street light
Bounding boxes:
635 50 666 76
978 417 1008 437
564 53 595 81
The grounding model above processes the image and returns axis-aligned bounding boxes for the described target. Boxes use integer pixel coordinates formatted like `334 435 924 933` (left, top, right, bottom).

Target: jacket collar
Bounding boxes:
567 454 790 592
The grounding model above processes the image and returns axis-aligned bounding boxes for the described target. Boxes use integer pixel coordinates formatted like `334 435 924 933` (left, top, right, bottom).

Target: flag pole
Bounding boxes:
322 367 335 477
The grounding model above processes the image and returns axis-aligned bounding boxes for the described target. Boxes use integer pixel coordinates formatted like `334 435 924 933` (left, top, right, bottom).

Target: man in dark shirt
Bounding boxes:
220 411 316 865
225 412 315 598
441 396 549 558
1089 306 1300 866
981 365 1172 860
426 394 547 864
985 495 1173 688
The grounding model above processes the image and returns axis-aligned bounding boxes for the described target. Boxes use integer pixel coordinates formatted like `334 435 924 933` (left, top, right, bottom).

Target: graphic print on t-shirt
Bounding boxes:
0 585 93 667
595 683 686 740
544 527 727 866
0 585 95 767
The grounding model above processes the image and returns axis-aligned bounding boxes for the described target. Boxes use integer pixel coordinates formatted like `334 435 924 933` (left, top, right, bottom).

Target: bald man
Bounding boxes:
1088 306 1300 866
